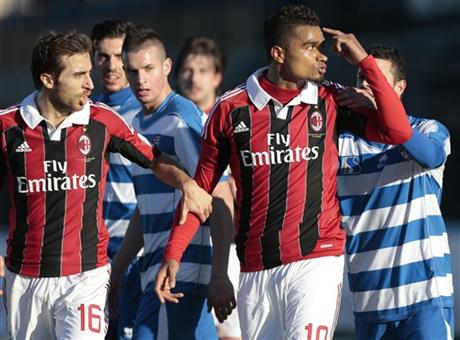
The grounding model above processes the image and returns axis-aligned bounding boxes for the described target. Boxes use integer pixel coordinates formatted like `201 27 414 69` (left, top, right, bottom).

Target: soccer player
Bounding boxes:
0 30 211 340
176 36 241 340
90 19 142 340
109 26 219 339
336 46 454 339
155 4 414 340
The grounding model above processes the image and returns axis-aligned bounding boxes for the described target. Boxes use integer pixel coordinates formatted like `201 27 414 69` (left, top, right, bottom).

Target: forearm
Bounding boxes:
403 128 445 168
111 209 144 280
360 56 412 144
210 182 234 278
151 153 192 191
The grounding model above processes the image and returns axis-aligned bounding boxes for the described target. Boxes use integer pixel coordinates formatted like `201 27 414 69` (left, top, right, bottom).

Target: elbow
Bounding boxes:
383 128 412 145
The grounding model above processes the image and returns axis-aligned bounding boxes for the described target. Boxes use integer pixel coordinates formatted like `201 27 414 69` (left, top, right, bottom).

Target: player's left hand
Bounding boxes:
155 259 184 303
335 87 376 110
207 276 236 323
179 180 212 224
323 28 368 65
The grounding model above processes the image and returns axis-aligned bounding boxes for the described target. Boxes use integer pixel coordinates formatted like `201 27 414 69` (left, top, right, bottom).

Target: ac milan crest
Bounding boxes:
310 111 323 132
77 134 92 156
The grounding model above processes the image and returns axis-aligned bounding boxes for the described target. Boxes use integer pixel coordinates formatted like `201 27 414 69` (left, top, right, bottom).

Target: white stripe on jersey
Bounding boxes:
342 194 441 235
140 262 212 292
353 274 454 313
348 233 450 274
104 182 136 203
137 192 181 215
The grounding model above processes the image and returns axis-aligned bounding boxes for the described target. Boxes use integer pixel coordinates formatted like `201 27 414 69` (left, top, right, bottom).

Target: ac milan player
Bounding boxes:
176 36 241 340
91 18 142 340
155 4 413 340
0 30 211 340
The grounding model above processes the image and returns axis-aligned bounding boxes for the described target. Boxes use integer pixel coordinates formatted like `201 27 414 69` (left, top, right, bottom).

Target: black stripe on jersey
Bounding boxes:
5 126 28 273
81 120 105 271
299 99 326 256
231 106 252 267
261 104 292 268
40 126 67 276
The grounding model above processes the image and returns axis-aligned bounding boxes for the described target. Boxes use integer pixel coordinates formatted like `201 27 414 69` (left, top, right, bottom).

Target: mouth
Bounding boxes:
318 64 327 75
136 89 149 98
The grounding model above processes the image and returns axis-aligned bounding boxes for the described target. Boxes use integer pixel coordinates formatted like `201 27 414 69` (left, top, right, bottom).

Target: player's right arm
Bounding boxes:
155 101 230 303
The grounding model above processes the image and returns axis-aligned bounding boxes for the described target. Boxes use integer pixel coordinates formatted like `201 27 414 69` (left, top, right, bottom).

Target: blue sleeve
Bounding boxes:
402 128 446 169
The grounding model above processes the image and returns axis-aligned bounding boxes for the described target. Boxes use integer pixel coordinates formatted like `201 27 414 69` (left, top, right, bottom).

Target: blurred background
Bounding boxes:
0 0 459 339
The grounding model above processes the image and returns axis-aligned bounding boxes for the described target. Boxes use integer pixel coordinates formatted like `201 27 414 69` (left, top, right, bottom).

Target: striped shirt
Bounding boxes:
164 56 413 272
0 92 159 277
92 87 141 257
131 92 211 295
338 116 453 322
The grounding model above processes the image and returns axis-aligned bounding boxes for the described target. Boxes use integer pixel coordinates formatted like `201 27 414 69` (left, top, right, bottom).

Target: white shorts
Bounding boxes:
237 255 344 340
5 264 110 340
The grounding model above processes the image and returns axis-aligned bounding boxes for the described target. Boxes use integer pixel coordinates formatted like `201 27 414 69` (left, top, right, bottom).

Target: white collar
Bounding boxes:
246 67 318 111
20 91 90 129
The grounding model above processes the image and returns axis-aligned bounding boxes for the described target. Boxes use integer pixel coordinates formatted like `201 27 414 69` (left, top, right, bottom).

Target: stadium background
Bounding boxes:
0 0 459 338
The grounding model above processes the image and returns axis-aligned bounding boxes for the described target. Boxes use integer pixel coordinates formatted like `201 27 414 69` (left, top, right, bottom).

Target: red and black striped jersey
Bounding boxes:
164 55 412 272
0 92 159 277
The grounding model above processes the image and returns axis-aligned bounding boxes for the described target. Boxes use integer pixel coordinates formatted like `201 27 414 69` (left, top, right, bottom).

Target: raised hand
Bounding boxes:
180 179 212 224
323 28 368 65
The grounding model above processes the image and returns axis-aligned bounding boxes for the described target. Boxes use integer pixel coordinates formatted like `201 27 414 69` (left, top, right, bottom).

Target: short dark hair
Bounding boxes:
175 36 226 78
367 45 407 82
31 30 92 90
122 25 166 57
264 4 320 60
91 19 133 48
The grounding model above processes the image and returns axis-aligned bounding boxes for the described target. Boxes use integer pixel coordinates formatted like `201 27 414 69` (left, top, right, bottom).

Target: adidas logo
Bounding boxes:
15 141 32 153
233 121 249 133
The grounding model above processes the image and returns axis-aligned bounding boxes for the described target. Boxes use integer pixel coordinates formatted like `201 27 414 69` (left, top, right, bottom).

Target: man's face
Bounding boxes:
280 25 328 83
94 37 128 93
123 43 171 111
357 58 405 98
177 54 222 108
49 53 94 113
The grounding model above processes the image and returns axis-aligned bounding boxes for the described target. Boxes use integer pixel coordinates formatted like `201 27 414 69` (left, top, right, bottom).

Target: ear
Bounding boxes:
212 72 223 88
40 73 55 89
271 45 285 64
163 57 172 76
394 79 407 97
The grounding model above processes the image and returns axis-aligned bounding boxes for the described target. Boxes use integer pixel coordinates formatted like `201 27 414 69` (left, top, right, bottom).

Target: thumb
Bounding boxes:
179 201 188 225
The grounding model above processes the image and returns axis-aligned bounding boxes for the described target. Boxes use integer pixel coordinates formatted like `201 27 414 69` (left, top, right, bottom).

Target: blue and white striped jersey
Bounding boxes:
92 87 141 258
337 115 453 322
131 92 211 295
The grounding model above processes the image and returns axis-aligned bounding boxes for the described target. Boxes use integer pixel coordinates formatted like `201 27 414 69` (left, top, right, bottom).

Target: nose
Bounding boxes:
318 51 328 63
108 55 118 71
85 74 94 90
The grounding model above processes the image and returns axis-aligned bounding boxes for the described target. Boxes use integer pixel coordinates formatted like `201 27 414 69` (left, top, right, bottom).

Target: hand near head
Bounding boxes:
179 180 212 224
155 259 184 303
323 28 368 65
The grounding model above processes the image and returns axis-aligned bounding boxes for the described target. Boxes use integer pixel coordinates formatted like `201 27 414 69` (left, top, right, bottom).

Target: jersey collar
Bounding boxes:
20 91 90 130
246 67 318 111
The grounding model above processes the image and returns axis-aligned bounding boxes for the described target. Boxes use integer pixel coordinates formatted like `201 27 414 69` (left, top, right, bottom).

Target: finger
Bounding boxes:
155 273 167 303
179 201 188 225
164 292 184 304
322 27 345 36
168 269 176 289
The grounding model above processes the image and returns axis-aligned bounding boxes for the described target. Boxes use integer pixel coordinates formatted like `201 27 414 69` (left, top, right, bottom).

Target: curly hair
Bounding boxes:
31 30 92 90
264 4 320 60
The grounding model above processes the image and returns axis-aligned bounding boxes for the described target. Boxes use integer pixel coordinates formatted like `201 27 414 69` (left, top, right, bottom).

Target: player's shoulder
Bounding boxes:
0 104 21 130
208 83 249 118
409 115 449 137
89 101 134 132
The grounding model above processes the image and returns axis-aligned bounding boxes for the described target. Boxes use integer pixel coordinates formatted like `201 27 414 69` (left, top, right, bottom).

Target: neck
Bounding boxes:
36 91 69 127
197 94 216 114
266 64 306 90
143 83 173 115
